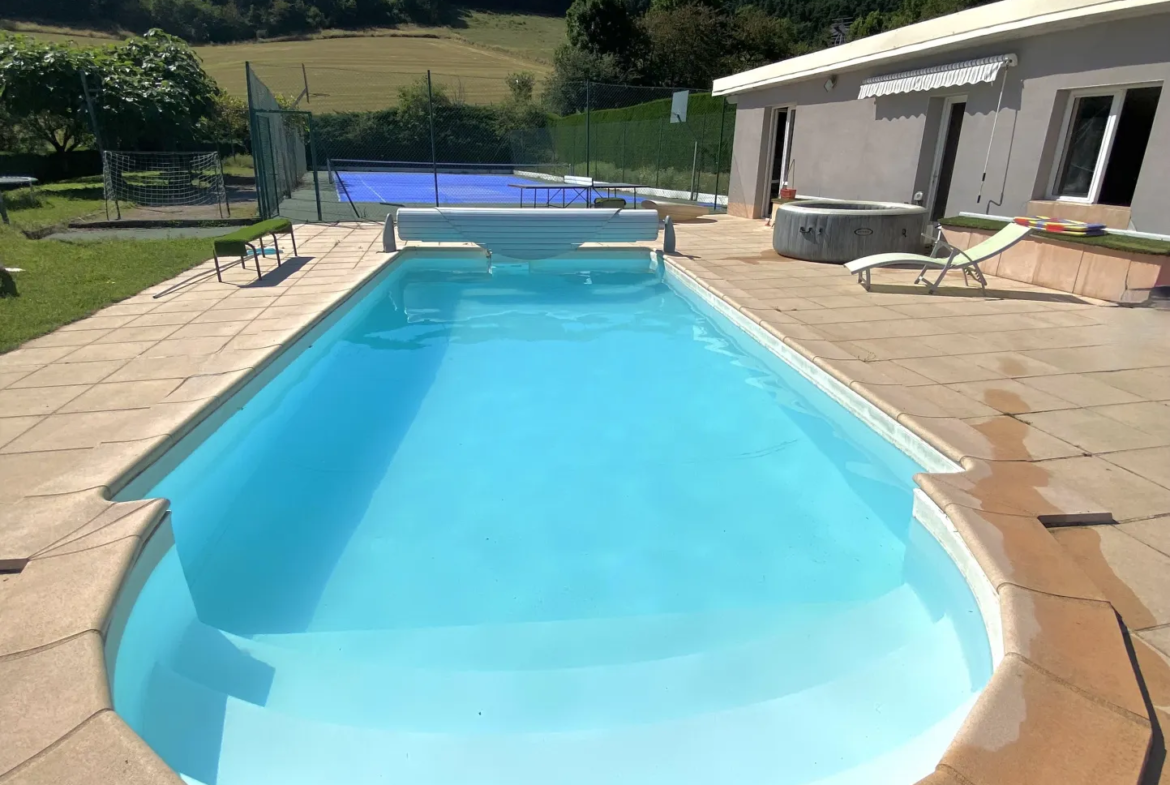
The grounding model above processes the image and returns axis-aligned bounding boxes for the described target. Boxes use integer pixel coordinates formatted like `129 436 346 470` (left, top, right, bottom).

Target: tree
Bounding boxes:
642 2 726 88
0 31 224 154
88 30 222 150
728 6 796 72
566 0 647 61
0 36 93 153
542 45 632 113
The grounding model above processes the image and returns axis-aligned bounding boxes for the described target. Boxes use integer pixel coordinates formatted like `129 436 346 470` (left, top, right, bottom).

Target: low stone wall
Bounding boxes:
946 228 1170 303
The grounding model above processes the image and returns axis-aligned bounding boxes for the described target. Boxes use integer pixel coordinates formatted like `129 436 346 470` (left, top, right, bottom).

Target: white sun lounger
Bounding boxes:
845 222 1031 293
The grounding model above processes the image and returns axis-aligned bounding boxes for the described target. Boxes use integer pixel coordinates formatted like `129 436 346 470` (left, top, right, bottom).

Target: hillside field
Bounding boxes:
1 13 563 111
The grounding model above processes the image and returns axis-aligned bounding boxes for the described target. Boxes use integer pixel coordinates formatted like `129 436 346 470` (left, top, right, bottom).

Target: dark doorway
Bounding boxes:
766 108 790 206
1099 86 1162 206
930 101 966 222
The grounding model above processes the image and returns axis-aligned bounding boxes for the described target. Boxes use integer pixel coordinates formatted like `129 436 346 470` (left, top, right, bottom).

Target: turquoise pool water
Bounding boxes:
112 250 992 785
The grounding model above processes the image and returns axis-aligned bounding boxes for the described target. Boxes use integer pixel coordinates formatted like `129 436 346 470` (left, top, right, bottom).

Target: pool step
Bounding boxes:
146 615 974 785
232 587 922 670
171 587 937 733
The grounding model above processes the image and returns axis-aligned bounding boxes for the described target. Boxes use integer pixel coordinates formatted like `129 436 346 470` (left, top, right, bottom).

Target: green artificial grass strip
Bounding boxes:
213 218 294 257
0 226 217 353
940 215 1170 256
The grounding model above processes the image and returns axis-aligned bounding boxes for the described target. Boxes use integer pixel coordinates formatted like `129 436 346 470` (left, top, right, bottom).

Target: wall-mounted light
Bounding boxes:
824 75 837 92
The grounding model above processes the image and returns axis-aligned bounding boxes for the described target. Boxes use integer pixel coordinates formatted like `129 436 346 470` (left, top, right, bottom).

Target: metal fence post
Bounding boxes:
585 81 591 179
79 71 103 153
309 115 322 222
245 62 268 219
427 70 439 207
713 99 727 212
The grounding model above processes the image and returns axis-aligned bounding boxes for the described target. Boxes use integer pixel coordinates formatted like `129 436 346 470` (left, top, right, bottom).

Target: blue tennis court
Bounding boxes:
335 170 561 205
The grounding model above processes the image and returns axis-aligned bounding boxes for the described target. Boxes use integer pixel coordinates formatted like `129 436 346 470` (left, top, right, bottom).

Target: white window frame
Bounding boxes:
1047 87 1127 204
760 104 796 216
925 94 967 220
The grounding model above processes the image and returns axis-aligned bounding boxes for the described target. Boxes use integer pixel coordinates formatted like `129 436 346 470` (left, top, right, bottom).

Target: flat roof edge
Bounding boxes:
712 0 1170 96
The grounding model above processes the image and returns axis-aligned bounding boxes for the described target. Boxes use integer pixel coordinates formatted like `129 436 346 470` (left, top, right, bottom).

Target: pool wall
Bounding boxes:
664 261 1002 666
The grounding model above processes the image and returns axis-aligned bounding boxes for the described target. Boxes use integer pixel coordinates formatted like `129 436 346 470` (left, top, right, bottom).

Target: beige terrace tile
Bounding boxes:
964 351 1066 378
165 320 249 339
1082 368 1170 401
0 369 35 390
104 349 270 383
1023 344 1170 374
815 358 935 388
0 450 94 504
91 325 181 345
0 633 111 775
1041 456 1170 523
0 386 90 417
8 361 126 390
1 710 184 785
190 306 268 324
854 383 999 420
0 347 76 368
1103 447 1170 490
121 311 200 328
38 498 166 558
20 329 112 350
94 302 158 318
1018 409 1166 453
0 417 42 451
947 378 1077 414
57 380 182 415
27 437 167 498
918 459 1106 521
57 341 156 364
0 489 112 562
943 503 1104 600
1020 373 1144 407
893 355 1007 384
140 336 233 359
56 315 135 332
900 415 1082 463
1119 516 1170 560
939 657 1149 785
789 305 906 324
162 370 249 404
1091 402 1170 442
1001 583 1146 717
1052 524 1170 631
0 537 140 656
0 410 147 454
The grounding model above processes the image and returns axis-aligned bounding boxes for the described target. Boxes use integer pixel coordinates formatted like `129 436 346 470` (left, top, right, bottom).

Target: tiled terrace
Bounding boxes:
1 215 1168 784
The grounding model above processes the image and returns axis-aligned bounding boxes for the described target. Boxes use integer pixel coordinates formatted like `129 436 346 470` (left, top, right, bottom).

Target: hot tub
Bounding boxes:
773 200 927 264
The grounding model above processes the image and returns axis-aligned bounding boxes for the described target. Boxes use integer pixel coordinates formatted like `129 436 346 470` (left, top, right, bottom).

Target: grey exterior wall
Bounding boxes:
726 12 1170 232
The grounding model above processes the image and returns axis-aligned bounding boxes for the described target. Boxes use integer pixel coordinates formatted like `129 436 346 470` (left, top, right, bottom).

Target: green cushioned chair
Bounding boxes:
212 218 298 282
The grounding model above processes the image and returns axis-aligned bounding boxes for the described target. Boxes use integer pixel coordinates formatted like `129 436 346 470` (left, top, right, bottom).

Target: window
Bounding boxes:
1050 85 1162 206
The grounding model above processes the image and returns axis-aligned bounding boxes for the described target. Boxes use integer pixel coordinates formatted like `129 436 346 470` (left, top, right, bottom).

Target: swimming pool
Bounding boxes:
110 249 993 785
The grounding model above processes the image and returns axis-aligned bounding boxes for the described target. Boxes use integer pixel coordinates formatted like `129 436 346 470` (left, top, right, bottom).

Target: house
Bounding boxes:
713 0 1170 234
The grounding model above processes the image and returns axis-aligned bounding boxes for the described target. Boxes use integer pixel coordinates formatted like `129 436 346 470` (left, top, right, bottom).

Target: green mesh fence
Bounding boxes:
246 64 734 223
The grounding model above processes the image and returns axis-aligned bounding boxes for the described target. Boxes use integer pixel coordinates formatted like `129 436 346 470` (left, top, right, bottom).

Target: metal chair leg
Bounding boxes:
272 234 282 267
289 226 298 257
214 253 223 282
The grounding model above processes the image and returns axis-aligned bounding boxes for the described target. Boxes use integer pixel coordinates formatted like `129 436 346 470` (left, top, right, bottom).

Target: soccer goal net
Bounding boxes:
102 151 229 218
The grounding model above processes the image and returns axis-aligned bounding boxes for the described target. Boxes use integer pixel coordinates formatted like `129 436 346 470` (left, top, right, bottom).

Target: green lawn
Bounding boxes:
0 227 218 352
3 178 107 233
0 180 222 352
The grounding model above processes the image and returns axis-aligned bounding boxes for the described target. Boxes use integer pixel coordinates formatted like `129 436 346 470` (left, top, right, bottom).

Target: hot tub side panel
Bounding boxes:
773 208 927 263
